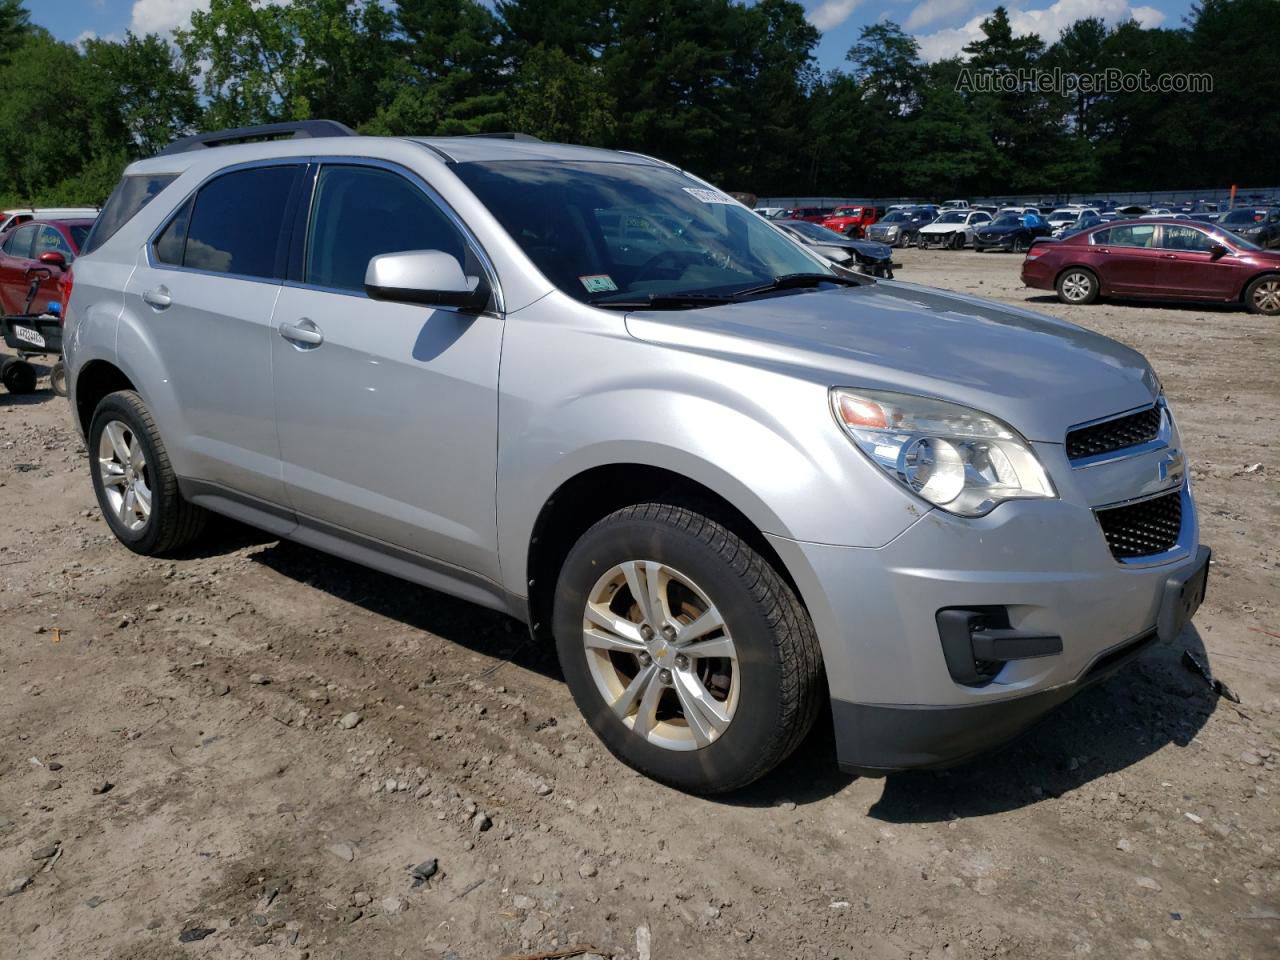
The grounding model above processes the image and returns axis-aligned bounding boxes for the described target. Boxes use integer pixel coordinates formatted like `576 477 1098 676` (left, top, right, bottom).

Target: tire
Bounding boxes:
1011 235 1028 254
949 232 965 250
2 358 37 394
974 245 985 253
553 503 823 794
1056 267 1100 305
49 360 68 398
1243 274 1280 316
88 390 206 555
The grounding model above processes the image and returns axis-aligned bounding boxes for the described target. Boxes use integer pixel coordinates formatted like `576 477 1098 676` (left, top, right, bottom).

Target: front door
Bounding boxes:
1155 224 1243 299
270 162 503 580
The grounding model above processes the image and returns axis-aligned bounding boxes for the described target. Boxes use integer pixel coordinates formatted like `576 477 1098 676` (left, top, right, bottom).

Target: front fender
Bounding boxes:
495 298 925 597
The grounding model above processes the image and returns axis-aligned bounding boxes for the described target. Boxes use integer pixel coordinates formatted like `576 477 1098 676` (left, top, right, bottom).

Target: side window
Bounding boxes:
82 174 177 255
35 226 73 259
304 165 468 293
3 223 38 258
153 196 193 266
1160 225 1216 252
1091 228 1110 244
175 165 301 278
1107 224 1156 248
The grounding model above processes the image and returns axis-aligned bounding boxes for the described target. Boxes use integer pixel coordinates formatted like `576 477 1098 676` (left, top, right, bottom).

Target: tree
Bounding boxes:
898 59 1002 197
845 22 922 114
0 0 29 67
81 33 201 157
508 44 615 144
367 0 507 135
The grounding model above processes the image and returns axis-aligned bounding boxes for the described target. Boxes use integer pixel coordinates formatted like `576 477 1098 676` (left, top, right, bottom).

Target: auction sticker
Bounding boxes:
579 274 618 294
683 187 736 204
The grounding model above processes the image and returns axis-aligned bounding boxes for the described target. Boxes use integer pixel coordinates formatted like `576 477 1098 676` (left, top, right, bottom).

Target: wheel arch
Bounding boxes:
74 359 136 438
523 463 805 648
1054 262 1102 293
1240 269 1280 302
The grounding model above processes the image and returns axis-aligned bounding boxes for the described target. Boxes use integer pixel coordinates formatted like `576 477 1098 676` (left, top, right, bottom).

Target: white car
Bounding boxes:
753 206 784 219
917 209 993 249
1047 208 1100 236
940 199 970 210
0 206 99 235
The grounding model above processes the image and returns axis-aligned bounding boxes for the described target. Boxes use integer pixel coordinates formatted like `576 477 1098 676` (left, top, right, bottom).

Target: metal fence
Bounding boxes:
757 186 1280 210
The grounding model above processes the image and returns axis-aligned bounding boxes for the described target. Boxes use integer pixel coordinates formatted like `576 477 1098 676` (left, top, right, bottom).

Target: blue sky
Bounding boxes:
35 0 1191 67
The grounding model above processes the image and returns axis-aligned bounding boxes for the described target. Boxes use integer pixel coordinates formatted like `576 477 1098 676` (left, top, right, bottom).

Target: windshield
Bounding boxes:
70 224 92 249
782 220 840 242
1221 209 1263 224
454 161 830 304
881 211 913 223
991 215 1022 227
834 207 860 216
1210 227 1261 251
935 212 966 224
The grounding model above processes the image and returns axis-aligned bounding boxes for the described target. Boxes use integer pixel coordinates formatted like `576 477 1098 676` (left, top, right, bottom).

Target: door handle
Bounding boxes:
142 285 171 308
1161 253 1178 259
279 318 324 347
1097 248 1110 255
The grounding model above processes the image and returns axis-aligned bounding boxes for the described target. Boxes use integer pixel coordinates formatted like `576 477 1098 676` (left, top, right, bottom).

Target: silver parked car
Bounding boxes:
63 123 1210 793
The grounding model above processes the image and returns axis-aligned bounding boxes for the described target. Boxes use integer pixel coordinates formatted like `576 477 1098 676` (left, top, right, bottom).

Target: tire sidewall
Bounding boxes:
1246 275 1280 315
88 393 168 553
553 514 789 793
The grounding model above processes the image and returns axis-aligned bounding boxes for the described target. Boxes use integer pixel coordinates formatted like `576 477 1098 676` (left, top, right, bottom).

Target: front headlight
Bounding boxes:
830 388 1057 517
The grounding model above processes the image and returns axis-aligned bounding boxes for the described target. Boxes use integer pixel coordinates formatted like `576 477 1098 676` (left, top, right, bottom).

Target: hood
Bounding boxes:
920 222 966 232
623 282 1156 443
978 222 1025 236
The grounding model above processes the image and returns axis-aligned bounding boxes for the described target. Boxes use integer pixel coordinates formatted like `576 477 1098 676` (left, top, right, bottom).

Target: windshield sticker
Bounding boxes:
579 274 618 294
682 187 736 205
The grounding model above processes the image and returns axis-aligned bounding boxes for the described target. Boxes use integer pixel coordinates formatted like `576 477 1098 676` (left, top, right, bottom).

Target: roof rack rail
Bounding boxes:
157 120 357 156
456 132 542 142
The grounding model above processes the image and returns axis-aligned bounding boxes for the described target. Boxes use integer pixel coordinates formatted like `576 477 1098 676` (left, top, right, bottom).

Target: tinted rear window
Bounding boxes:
82 174 177 255
166 165 301 279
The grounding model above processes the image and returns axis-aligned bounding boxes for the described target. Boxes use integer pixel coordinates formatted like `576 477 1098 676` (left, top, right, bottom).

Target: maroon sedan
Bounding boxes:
1021 218 1280 316
0 218 94 315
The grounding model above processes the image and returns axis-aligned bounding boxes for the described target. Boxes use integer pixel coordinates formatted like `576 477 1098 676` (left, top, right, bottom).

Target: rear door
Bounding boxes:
123 162 304 508
0 223 39 313
1090 223 1163 295
270 161 504 579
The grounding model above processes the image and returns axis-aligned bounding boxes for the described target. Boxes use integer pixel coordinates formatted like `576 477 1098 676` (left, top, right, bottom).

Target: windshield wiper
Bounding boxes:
593 291 740 310
730 272 867 299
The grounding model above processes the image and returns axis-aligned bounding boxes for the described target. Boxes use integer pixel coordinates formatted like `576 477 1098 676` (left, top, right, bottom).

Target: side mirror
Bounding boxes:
365 250 489 310
1209 243 1228 260
38 250 66 269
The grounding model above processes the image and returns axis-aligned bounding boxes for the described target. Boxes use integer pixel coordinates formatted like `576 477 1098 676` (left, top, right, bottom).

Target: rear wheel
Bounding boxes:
1056 267 1100 305
553 503 823 794
1011 235 1029 253
49 360 68 397
1 358 37 394
88 390 207 555
1244 275 1280 315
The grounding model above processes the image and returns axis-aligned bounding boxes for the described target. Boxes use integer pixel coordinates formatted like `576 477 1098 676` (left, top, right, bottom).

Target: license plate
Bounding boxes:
13 325 45 348
1157 547 1210 643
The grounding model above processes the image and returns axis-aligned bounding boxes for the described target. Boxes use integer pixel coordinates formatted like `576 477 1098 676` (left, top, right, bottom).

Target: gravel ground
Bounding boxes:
1 247 1277 960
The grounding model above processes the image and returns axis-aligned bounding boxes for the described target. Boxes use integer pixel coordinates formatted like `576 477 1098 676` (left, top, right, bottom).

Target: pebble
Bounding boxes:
1135 876 1162 892
91 781 113 795
249 673 270 685
1240 751 1261 766
380 896 407 915
410 859 438 887
1184 812 1203 824
30 844 60 860
776 800 797 812
513 894 537 910
579 861 598 879
636 922 653 960
6 876 32 896
535 783 553 797
46 762 63 772
338 712 362 730
473 812 492 832
519 915 545 938
350 892 372 908
1116 838 1132 852
327 842 356 863
178 927 215 943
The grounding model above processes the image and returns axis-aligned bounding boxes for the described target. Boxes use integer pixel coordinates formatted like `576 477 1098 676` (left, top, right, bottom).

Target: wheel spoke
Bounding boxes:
672 670 730 746
681 635 736 660
120 487 136 525
100 464 127 486
631 668 665 739
128 439 146 472
584 603 645 647
104 422 130 464
133 482 152 519
619 561 656 626
675 606 725 646
610 663 657 719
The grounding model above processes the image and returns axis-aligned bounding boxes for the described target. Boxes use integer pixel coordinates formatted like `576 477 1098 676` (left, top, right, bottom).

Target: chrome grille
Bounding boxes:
1095 489 1182 559
1067 405 1162 461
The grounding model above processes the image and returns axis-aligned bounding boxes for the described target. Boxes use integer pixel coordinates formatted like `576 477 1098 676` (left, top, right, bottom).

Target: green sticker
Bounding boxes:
579 274 618 293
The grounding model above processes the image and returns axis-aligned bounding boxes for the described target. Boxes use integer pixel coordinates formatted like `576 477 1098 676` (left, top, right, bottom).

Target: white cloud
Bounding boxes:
913 0 1167 60
75 29 98 45
807 0 864 31
129 0 210 36
905 0 976 31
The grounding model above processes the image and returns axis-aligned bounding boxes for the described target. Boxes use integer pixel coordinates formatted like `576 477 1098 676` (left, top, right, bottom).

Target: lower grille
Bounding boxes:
1067 405 1162 461
1095 489 1182 559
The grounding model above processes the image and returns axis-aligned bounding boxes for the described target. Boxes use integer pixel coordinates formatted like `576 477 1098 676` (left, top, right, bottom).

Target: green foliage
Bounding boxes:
1 0 1278 206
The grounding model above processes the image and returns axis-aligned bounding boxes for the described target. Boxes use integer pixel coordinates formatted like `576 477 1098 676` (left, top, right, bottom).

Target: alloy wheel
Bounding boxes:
1061 271 1093 302
1253 279 1280 313
582 560 739 751
97 420 152 532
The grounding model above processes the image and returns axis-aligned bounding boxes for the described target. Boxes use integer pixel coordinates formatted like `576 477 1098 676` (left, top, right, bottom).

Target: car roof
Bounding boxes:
30 217 95 227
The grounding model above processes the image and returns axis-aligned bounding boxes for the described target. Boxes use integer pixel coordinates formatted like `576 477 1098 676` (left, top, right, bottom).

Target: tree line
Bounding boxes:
0 0 1275 209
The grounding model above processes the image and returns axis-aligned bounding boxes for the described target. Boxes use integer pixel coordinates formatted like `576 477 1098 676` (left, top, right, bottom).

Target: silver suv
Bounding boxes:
64 123 1209 793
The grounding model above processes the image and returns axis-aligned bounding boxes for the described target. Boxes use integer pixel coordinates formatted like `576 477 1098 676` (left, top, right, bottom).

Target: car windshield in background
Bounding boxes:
1221 209 1265 224
70 224 92 249
991 215 1022 227
935 212 966 224
782 220 841 242
881 211 913 223
453 161 830 305
1212 227 1262 251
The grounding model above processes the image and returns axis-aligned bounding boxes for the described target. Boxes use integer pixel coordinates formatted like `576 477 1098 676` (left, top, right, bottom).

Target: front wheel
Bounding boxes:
2 358 37 394
1011 235 1028 253
49 360 68 397
88 390 207 555
1244 274 1280 315
553 503 823 794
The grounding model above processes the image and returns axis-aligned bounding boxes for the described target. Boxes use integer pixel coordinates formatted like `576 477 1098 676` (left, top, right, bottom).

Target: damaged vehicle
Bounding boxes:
774 219 897 277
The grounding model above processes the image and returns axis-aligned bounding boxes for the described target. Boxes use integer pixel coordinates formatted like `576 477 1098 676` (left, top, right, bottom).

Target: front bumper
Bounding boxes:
766 473 1205 773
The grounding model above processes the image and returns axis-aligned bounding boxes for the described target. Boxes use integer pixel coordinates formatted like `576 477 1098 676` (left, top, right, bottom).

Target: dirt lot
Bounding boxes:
2 247 1277 960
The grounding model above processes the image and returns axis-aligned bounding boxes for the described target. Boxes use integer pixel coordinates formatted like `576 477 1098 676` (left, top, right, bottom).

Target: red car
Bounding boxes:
1022 218 1280 316
821 205 878 238
783 207 832 224
0 218 93 315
